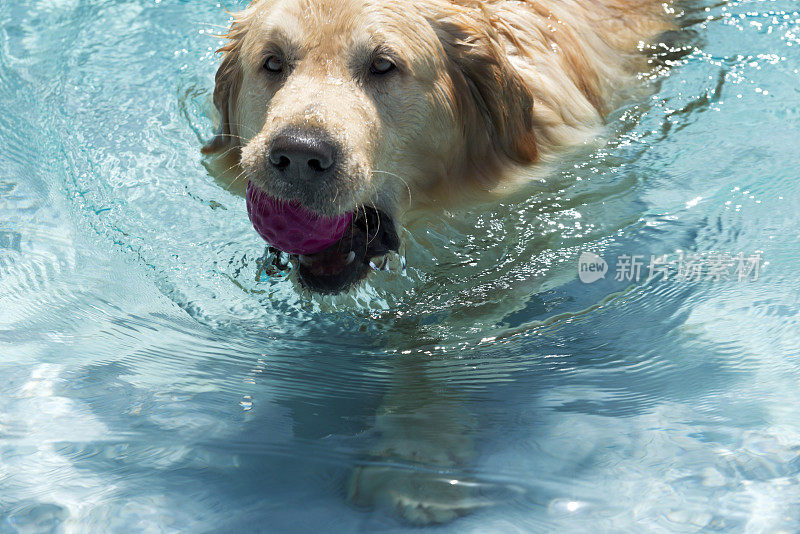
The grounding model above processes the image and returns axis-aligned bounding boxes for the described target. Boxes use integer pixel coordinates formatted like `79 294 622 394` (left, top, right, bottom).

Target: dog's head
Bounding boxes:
205 0 537 293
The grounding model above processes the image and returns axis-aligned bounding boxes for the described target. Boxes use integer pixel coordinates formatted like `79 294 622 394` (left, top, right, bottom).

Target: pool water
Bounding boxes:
2 0 800 531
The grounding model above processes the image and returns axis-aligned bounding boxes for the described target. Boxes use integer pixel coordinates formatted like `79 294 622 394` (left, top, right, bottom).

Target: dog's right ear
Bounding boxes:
202 15 249 154
423 3 538 165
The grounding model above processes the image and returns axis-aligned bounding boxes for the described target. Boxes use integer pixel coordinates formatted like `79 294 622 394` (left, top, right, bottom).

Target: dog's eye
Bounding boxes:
369 57 395 75
264 55 283 73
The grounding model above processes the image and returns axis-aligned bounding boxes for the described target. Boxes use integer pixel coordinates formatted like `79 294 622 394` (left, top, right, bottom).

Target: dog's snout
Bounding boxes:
268 130 336 179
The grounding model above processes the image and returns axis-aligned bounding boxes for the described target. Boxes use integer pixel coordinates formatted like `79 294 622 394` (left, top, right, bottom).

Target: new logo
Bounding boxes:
578 252 607 284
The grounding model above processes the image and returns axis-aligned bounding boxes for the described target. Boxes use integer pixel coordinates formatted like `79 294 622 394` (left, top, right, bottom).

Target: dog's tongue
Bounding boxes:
246 182 353 255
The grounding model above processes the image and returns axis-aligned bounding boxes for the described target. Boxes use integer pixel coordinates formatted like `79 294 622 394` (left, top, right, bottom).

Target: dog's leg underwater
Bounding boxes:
347 355 479 525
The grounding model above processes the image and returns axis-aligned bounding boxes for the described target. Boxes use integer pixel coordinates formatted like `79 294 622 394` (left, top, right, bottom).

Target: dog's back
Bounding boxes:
465 0 673 159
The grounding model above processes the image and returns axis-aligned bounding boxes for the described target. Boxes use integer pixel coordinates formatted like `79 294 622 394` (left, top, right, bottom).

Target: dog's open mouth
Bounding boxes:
246 183 399 294
295 206 399 293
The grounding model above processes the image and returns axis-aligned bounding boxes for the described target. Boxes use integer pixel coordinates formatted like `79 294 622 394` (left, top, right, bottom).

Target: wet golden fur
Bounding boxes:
205 0 671 218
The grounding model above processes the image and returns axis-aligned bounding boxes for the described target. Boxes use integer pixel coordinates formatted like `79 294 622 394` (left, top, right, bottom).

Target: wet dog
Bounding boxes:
204 0 671 294
204 0 673 523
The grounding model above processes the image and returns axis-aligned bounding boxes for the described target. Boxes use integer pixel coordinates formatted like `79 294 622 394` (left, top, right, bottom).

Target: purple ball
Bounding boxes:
246 182 352 255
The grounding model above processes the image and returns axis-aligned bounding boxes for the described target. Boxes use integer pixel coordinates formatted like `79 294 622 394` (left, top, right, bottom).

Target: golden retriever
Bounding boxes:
204 0 673 522
204 0 671 294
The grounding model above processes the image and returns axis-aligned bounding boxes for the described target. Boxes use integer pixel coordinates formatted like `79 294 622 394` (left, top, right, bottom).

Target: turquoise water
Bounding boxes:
2 0 800 531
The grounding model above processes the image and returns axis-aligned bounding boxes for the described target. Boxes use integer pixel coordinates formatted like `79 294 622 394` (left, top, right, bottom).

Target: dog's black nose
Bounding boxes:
268 130 336 178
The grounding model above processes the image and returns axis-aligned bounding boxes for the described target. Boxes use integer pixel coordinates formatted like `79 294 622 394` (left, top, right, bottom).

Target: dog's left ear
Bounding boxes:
202 15 249 154
429 7 538 163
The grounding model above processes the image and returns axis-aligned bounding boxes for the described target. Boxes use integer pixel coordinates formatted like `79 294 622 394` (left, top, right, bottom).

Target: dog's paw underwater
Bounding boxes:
348 466 479 525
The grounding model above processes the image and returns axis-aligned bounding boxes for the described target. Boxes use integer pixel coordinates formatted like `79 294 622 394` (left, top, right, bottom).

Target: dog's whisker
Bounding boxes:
211 145 241 163
359 202 371 257
363 187 383 249
220 159 242 175
223 168 250 192
214 133 249 142
371 170 413 205
227 120 260 138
